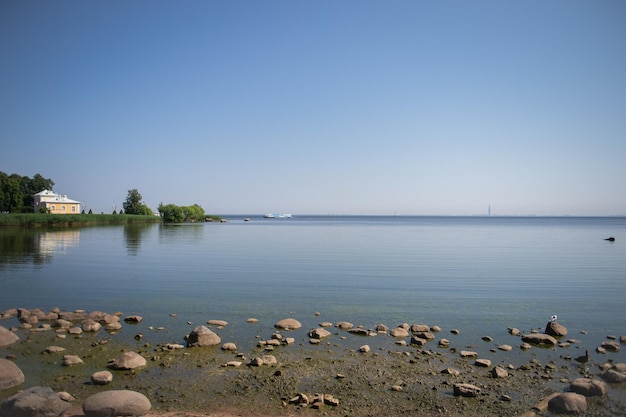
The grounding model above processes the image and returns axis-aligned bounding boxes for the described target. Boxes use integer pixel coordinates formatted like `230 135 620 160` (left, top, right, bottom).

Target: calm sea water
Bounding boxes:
1 216 624 359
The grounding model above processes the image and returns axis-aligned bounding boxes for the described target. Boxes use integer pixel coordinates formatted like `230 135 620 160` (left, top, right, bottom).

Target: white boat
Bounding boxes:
263 213 292 219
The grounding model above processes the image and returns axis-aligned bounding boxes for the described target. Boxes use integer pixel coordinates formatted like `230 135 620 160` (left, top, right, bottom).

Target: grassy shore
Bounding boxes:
0 213 162 227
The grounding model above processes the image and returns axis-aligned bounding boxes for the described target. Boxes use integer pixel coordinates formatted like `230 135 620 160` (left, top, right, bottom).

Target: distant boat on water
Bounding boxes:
263 214 292 219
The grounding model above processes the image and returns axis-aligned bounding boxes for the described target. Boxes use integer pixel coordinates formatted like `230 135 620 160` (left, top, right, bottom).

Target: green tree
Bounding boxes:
0 171 54 213
123 189 154 215
158 203 185 223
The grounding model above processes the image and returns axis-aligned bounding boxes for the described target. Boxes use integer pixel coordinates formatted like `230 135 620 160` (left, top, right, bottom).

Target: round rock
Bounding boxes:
83 390 151 417
0 386 71 417
108 351 146 370
0 326 19 346
91 370 113 385
548 392 587 414
274 318 302 330
570 378 607 397
0 358 25 390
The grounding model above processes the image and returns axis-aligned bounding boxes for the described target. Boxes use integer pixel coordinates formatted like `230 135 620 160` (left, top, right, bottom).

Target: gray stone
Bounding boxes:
91 371 113 385
186 325 221 347
274 318 301 330
548 392 587 414
334 321 354 330
522 333 557 346
108 351 146 370
62 355 84 366
453 383 481 397
601 366 626 383
570 378 607 397
308 327 332 339
0 386 71 417
82 390 151 417
0 325 19 346
250 355 277 366
545 321 568 337
390 327 409 338
475 358 491 367
221 342 237 351
0 358 25 390
82 319 102 332
601 341 620 352
491 366 508 378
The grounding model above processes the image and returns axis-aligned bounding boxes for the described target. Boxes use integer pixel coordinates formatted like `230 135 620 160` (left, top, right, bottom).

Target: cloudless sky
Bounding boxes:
1 0 625 215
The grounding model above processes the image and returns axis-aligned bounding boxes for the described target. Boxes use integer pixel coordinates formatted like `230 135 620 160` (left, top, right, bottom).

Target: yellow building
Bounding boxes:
33 190 82 214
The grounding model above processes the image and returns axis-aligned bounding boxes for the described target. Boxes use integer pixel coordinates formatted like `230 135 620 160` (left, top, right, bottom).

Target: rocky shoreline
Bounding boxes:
1 307 625 417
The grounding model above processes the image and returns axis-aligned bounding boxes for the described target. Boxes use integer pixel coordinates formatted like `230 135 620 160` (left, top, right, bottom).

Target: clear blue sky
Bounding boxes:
1 1 625 216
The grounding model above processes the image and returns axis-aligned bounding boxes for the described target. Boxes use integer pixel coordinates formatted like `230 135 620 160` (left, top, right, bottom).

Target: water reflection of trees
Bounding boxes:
123 224 154 255
157 223 206 244
0 229 79 269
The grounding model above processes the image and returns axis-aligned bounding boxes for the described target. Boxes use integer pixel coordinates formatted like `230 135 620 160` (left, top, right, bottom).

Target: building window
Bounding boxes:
50 205 55 211
62 206 66 211
72 206 76 212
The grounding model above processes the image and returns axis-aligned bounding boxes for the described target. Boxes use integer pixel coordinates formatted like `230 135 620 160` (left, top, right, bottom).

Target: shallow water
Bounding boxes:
1 216 625 361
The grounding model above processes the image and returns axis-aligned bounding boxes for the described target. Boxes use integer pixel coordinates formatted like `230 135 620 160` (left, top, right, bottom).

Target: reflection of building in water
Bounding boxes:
37 230 80 256
33 190 82 214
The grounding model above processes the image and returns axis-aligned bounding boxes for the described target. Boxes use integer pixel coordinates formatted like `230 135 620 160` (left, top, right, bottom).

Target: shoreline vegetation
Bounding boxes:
0 213 222 228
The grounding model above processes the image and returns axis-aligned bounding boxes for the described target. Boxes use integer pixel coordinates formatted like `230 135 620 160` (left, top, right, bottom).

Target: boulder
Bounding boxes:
522 333 557 346
123 315 142 323
453 383 481 397
91 370 113 385
250 355 277 366
82 390 151 417
274 318 302 330
491 366 508 378
335 321 354 330
601 341 620 352
308 328 331 339
0 326 19 346
545 321 568 337
221 342 237 351
82 319 102 332
207 319 228 326
570 378 607 397
475 359 491 367
108 351 146 370
548 392 587 414
0 386 71 417
0 358 25 390
62 355 84 366
186 325 221 347
390 327 409 338
601 364 626 383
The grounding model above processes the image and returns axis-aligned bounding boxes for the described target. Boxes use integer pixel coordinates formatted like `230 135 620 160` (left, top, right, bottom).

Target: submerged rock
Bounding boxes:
186 325 221 347
108 351 146 370
570 378 607 397
274 318 302 330
548 392 587 414
0 386 71 417
522 333 557 346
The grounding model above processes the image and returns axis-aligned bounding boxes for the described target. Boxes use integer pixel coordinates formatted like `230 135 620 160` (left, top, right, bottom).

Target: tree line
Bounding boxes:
0 172 54 213
1 172 211 222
